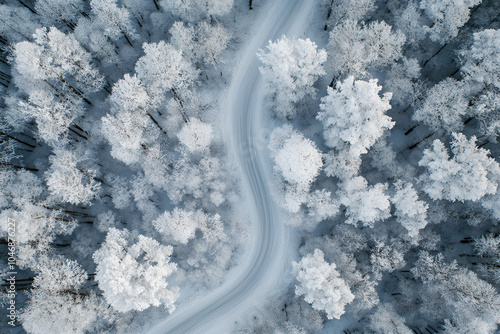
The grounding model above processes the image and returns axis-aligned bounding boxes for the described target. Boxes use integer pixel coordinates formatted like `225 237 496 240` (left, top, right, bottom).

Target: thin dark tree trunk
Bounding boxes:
1 162 39 172
152 0 160 11
147 112 166 133
0 131 36 148
68 127 88 140
171 88 189 124
422 44 447 67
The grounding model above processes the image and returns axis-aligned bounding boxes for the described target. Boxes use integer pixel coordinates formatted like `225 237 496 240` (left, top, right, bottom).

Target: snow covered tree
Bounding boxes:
412 252 500 330
169 21 197 63
135 41 199 111
0 204 76 269
11 27 103 144
0 5 40 43
159 0 233 22
109 74 151 112
13 27 104 95
19 252 113 334
195 20 231 67
305 189 339 223
474 234 500 284
16 89 85 144
318 76 394 156
153 208 221 245
418 133 500 202
324 0 376 27
322 146 363 180
370 240 406 278
327 20 405 79
35 0 84 26
292 249 354 320
391 181 428 238
420 0 482 43
101 110 160 165
73 17 120 65
269 125 323 213
21 290 111 334
339 176 391 227
93 227 179 313
369 304 412 334
394 2 428 45
413 78 468 133
178 118 213 153
461 29 500 90
101 74 161 165
257 36 327 118
385 57 422 106
90 0 137 43
167 154 230 207
45 148 101 206
31 255 87 292
461 29 500 139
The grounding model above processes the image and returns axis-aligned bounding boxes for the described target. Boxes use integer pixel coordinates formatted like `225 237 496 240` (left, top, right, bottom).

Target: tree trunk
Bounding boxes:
171 88 189 124
0 162 39 172
152 0 160 11
71 122 88 135
408 132 435 150
68 126 88 140
147 112 167 133
17 0 36 14
0 131 36 148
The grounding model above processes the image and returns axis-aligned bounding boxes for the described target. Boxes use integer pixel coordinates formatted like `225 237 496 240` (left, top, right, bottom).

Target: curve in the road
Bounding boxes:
145 1 314 333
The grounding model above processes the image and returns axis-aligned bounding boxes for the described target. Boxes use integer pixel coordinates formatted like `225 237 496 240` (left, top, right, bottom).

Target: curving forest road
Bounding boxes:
146 1 314 333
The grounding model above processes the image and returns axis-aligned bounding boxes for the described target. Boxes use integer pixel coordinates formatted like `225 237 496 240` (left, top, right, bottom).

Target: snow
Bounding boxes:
145 0 315 333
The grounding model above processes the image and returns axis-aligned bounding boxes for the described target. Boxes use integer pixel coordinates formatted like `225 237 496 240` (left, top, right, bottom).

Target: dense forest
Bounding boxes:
0 0 499 333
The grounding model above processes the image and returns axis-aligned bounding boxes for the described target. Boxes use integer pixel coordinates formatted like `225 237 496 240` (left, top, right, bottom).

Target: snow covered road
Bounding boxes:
146 1 314 333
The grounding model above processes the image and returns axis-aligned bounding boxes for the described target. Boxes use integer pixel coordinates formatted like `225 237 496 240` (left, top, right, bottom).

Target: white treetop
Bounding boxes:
18 89 84 144
93 227 179 313
178 118 213 153
461 29 500 90
269 125 323 213
318 76 394 155
153 208 221 245
45 148 101 206
420 0 482 42
327 20 405 78
339 176 391 227
0 5 40 43
0 204 76 251
34 0 84 25
20 290 110 334
12 27 103 144
369 304 412 334
419 133 500 202
159 0 233 22
109 74 150 112
292 249 354 320
196 21 231 66
257 36 327 118
90 0 137 41
135 41 199 103
413 78 468 133
461 29 500 140
325 0 376 25
391 181 428 238
32 255 87 293
394 2 428 45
